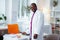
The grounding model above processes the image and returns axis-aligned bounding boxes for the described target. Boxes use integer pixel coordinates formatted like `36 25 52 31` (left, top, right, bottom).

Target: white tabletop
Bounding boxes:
3 33 30 40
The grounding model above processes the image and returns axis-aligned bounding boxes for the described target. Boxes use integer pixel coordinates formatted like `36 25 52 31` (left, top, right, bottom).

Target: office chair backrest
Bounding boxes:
44 34 59 40
8 24 20 34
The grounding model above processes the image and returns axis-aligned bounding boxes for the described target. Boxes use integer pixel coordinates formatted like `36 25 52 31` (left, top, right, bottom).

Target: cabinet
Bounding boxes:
50 0 60 34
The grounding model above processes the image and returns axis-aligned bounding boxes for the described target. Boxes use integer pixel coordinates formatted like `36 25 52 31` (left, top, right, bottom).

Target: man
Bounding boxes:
30 3 44 40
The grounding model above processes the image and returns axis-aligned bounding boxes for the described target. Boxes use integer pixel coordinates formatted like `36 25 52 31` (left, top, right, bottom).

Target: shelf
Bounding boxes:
51 10 60 12
50 0 60 34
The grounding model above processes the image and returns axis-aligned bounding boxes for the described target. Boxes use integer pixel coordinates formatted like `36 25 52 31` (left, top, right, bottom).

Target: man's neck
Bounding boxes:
33 10 37 13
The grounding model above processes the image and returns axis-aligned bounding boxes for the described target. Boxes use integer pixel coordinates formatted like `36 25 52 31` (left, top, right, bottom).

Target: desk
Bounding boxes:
3 34 30 40
0 25 8 35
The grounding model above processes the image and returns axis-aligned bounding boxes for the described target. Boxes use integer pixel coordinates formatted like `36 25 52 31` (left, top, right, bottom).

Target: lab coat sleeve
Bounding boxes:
33 13 44 35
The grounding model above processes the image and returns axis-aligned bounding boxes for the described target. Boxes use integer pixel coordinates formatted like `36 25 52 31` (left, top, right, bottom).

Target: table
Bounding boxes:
3 34 30 40
0 25 8 35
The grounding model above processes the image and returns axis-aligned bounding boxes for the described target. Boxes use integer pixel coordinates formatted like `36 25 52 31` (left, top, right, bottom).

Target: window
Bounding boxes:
18 0 30 20
18 0 30 32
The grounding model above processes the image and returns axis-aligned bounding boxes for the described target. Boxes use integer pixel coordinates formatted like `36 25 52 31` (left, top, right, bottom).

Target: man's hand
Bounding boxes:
33 34 38 39
22 32 27 35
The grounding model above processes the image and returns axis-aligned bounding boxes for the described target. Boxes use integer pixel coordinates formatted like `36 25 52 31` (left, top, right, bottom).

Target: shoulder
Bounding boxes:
36 10 44 16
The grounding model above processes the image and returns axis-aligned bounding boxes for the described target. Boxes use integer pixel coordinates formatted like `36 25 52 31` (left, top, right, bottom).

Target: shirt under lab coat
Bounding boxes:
30 10 44 40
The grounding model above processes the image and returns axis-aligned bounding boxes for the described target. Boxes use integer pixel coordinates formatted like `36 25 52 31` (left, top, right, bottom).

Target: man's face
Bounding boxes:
30 5 37 12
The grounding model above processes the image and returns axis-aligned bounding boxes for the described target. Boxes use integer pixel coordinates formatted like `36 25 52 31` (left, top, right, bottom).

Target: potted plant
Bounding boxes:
2 14 7 21
53 0 58 7
56 18 60 25
0 17 3 20
0 14 7 25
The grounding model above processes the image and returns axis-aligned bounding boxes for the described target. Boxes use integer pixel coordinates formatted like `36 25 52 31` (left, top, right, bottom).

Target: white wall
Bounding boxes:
37 0 51 25
0 0 5 14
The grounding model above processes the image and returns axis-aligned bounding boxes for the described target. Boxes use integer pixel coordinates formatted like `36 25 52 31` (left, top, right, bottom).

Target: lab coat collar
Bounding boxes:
30 10 38 13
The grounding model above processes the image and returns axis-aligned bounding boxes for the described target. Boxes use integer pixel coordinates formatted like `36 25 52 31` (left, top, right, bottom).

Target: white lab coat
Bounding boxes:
30 10 44 40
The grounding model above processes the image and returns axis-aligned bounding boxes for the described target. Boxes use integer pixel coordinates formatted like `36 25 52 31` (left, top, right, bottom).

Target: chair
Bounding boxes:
43 34 59 40
8 24 20 34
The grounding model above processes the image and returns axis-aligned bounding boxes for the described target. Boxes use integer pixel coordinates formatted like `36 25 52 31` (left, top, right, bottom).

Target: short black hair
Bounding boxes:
31 3 37 7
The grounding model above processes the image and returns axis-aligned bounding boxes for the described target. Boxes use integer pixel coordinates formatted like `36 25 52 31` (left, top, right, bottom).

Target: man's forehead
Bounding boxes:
30 4 35 7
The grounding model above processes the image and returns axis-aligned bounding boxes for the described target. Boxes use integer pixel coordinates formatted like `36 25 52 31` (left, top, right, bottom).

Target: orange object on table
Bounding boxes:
8 24 20 34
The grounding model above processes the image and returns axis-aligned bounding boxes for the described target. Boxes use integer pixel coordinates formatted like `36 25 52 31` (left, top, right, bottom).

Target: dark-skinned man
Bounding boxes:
30 3 44 40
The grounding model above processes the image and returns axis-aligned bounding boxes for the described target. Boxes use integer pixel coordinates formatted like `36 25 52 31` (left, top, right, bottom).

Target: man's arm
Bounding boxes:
22 32 27 35
33 12 44 39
